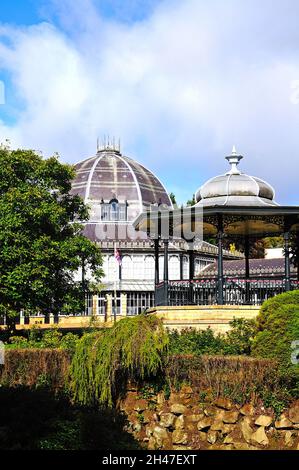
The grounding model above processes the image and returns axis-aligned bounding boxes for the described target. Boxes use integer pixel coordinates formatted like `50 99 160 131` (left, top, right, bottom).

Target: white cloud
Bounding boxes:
1 0 299 204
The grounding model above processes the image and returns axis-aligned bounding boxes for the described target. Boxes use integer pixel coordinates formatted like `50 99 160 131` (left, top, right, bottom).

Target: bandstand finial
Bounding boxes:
225 146 243 175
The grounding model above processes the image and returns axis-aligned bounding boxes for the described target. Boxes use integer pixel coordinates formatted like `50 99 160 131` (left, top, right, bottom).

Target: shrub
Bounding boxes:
0 349 70 389
6 327 80 351
8 336 28 348
256 290 299 329
168 327 226 355
168 319 257 356
165 355 285 405
41 328 63 348
252 292 299 394
223 318 257 355
60 332 80 352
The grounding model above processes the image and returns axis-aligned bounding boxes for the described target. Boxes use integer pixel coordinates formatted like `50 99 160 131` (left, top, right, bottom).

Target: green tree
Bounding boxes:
264 236 284 249
0 145 103 323
169 192 177 205
223 237 266 259
186 194 196 206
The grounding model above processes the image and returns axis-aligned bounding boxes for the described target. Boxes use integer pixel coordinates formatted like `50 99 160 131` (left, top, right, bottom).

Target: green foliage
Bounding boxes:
168 319 256 356
168 327 226 355
6 327 79 352
256 290 299 329
0 146 103 320
186 194 196 206
264 236 284 249
8 336 28 348
41 329 63 348
69 315 169 406
60 332 80 352
261 390 289 417
252 292 299 390
223 318 257 355
169 192 177 205
222 238 266 259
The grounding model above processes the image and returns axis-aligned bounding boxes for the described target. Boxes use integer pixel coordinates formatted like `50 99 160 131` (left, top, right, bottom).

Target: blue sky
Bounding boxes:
0 1 160 24
1 0 299 205
1 1 40 25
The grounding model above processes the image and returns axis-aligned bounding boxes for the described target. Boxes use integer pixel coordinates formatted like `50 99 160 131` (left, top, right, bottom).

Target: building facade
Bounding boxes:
70 143 241 319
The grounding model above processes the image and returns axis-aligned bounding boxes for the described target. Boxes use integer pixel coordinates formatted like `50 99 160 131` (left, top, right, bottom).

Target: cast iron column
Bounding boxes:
217 215 224 305
188 247 195 281
81 255 86 315
284 231 291 292
163 239 169 305
187 244 194 303
245 235 250 303
179 253 184 280
154 238 160 285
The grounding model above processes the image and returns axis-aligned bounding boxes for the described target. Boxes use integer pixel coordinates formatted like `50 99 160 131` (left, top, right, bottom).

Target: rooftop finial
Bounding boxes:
225 146 243 175
97 135 121 153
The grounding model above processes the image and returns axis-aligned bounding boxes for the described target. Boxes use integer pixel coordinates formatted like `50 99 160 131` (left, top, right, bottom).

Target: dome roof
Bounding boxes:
71 146 172 222
195 147 278 207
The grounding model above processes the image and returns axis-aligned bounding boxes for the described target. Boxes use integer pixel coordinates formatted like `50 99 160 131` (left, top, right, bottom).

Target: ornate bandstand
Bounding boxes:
133 148 299 307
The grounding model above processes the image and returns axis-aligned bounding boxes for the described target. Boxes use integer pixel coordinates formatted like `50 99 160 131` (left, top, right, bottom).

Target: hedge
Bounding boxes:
0 349 284 406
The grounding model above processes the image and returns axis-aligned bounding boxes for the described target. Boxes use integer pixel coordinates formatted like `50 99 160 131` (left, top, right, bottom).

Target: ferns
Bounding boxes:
69 315 169 407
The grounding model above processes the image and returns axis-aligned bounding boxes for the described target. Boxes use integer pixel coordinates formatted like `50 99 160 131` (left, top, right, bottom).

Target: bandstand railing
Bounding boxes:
155 278 299 307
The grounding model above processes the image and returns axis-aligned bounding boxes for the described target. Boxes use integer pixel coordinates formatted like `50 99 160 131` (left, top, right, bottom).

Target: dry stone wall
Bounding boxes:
120 385 299 450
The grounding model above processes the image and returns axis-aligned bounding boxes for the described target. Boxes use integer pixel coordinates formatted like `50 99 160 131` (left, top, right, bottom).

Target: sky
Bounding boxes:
0 0 299 205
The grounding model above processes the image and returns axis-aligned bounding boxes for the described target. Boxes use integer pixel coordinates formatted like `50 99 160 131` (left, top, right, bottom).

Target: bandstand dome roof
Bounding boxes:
195 147 278 208
70 144 172 222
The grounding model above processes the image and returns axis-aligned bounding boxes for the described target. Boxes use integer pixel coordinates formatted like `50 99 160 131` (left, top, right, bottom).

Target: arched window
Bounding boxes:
182 256 189 279
144 255 154 280
133 255 144 279
110 200 119 220
169 255 180 280
122 255 133 280
108 255 117 281
195 258 202 276
100 198 127 221
102 255 109 281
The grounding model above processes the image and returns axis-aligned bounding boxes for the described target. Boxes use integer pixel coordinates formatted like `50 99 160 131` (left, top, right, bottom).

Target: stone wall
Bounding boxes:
120 385 299 450
149 305 259 333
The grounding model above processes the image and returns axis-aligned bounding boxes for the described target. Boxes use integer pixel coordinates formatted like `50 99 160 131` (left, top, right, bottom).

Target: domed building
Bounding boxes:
71 143 240 318
71 143 172 225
